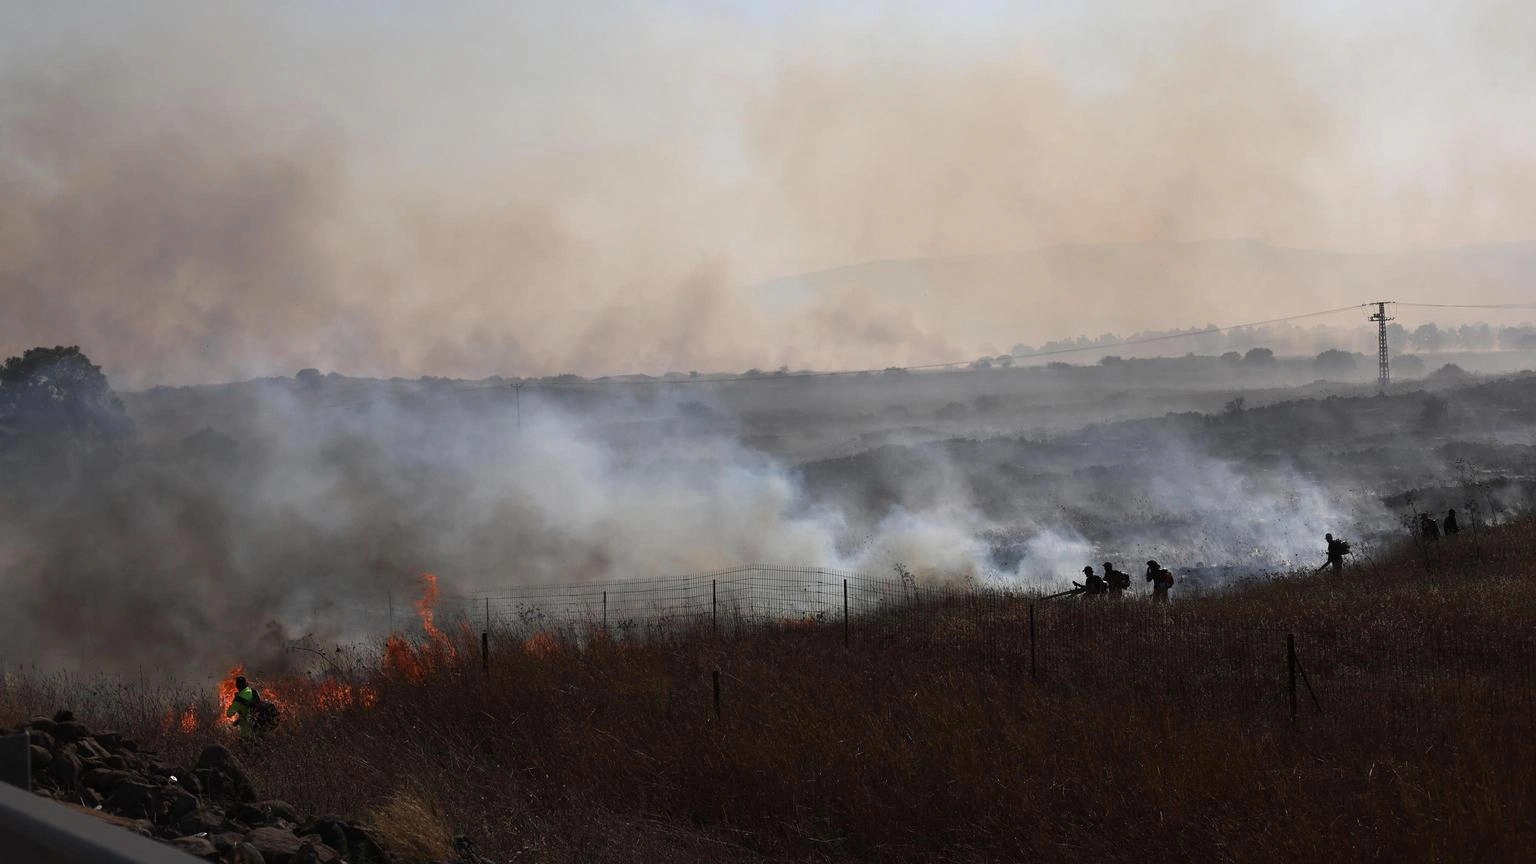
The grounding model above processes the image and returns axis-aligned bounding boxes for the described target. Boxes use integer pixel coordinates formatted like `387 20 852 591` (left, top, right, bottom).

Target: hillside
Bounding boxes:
6 517 1535 863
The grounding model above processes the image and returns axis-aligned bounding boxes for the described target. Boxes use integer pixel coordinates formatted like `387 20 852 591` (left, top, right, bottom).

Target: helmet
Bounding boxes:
1082 566 1094 575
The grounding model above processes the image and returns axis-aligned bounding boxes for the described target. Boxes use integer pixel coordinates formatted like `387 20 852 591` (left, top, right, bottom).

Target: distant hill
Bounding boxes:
752 239 1536 352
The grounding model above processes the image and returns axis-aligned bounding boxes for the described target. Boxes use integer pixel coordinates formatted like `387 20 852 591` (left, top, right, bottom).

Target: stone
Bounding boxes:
51 720 92 743
170 835 219 859
299 816 391 862
75 737 111 761
291 839 341 863
48 749 81 790
104 780 157 819
195 745 256 802
25 728 57 751
95 731 123 750
178 807 228 836
237 799 302 827
82 767 139 794
208 830 246 852
228 842 266 864
168 787 200 820
27 716 58 734
51 709 76 724
104 754 129 770
29 744 52 771
246 826 303 864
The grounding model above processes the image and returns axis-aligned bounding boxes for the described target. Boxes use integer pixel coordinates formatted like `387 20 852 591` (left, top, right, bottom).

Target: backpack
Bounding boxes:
245 688 281 732
1152 568 1174 588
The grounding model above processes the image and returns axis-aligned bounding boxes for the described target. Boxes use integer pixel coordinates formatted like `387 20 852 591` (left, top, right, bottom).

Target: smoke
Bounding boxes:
0 372 1405 674
4 3 1536 385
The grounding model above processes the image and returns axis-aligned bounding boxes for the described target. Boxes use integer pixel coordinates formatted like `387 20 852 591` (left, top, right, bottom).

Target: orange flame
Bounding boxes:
522 631 561 657
383 573 459 682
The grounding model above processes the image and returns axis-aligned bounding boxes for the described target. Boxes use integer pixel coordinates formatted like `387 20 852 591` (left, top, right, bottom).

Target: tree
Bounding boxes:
0 346 135 477
1313 349 1359 377
1243 347 1275 365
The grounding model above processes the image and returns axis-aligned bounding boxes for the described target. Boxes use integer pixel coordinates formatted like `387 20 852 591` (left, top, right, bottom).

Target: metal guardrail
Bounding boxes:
0 774 200 864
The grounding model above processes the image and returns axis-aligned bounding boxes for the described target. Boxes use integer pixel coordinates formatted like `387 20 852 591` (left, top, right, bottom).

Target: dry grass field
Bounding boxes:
6 519 1534 863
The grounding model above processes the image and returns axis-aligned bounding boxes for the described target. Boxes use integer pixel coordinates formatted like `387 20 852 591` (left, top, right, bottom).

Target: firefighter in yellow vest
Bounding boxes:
226 675 258 738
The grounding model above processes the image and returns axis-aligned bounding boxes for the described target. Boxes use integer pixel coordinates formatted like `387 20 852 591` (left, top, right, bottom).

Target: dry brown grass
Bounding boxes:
370 788 457 863
7 519 1536 862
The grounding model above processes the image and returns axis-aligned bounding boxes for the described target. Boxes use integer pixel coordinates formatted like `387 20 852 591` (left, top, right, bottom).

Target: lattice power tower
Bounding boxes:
1368 301 1396 393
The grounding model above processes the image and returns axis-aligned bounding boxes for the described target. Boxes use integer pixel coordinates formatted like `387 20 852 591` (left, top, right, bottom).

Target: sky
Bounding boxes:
2 1 1535 386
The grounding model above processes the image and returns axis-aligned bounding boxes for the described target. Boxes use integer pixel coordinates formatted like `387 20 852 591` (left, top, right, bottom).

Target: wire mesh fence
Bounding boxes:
347 565 1535 728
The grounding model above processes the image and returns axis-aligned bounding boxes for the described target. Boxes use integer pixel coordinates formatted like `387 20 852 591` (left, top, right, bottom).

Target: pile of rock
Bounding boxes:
11 711 392 864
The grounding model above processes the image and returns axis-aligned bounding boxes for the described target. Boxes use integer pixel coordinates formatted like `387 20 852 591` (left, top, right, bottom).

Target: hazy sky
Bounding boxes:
3 1 1535 385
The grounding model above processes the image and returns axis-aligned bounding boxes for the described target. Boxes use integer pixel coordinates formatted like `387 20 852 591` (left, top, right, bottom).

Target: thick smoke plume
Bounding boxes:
4 3 1536 385
0 379 1394 674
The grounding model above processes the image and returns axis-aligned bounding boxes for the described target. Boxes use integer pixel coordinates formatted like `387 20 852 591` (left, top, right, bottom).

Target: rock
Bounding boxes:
51 709 76 724
237 800 301 827
173 769 202 796
291 839 341 864
76 737 112 761
246 826 303 864
105 780 158 819
95 730 123 750
82 767 139 794
52 720 92 743
170 835 219 859
168 787 200 821
299 816 391 862
194 744 256 802
48 749 82 790
27 716 58 734
208 830 246 852
26 728 57 751
29 744 53 770
104 754 129 770
228 842 266 864
178 807 228 836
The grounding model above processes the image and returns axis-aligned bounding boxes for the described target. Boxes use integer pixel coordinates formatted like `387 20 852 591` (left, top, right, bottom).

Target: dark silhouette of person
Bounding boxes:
1103 562 1131 597
1145 560 1173 603
1420 512 1440 541
1322 533 1348 576
1444 508 1460 536
1080 565 1108 597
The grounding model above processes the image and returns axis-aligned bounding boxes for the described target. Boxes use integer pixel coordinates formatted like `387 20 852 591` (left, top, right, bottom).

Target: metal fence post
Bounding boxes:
712 580 717 637
1287 633 1298 723
602 590 607 631
481 598 490 677
712 669 721 720
843 579 850 648
1029 603 1037 682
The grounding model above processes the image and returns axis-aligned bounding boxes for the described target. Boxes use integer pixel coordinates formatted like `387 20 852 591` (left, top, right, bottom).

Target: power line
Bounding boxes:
1396 302 1536 310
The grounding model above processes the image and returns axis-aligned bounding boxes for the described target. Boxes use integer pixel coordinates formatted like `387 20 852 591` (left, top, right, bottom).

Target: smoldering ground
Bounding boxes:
0 376 1400 675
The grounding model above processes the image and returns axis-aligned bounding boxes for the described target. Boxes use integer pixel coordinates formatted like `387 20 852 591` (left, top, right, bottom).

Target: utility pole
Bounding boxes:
512 381 525 431
1368 301 1395 393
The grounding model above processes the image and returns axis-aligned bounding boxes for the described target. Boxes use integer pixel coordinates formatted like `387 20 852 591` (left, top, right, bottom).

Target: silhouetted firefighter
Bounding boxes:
1078 565 1108 597
1420 512 1440 541
1145 560 1174 603
1103 562 1130 597
1318 533 1351 576
1444 508 1460 536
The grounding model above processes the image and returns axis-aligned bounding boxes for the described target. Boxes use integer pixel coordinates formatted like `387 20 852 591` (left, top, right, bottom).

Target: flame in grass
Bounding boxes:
168 573 442 734
522 631 561 657
384 573 460 682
